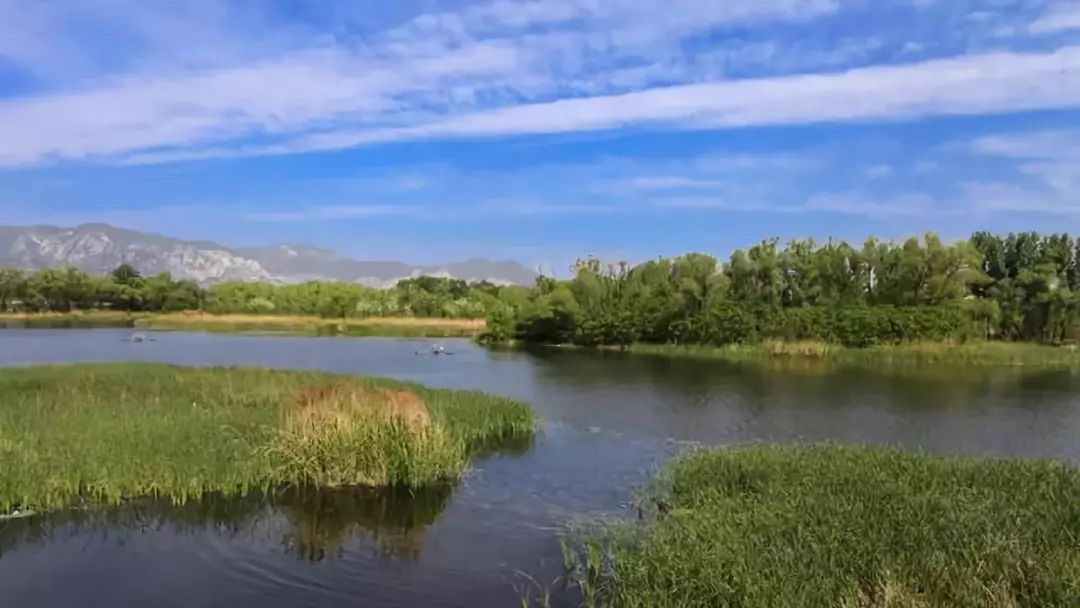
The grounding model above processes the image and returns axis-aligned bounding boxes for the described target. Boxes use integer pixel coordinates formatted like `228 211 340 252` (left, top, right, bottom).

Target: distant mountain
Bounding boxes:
236 245 539 287
0 224 538 286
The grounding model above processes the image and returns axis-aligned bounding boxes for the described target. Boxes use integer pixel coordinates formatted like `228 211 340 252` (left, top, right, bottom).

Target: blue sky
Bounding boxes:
1 0 1079 273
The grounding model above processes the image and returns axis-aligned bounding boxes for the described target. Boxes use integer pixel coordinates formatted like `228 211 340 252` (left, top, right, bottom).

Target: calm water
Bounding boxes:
2 329 1080 607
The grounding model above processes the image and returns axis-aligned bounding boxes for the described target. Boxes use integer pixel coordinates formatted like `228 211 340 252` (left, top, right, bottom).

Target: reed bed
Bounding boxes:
566 444 1080 608
0 363 533 513
138 312 485 337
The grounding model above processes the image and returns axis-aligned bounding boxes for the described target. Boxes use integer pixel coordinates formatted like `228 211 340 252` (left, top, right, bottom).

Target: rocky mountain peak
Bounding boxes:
0 224 537 286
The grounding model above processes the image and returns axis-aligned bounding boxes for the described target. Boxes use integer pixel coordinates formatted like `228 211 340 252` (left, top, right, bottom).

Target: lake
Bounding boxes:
2 329 1079 607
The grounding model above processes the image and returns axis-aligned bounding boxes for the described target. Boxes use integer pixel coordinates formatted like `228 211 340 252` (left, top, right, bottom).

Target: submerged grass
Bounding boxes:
0 363 533 513
626 340 1080 367
567 444 1080 608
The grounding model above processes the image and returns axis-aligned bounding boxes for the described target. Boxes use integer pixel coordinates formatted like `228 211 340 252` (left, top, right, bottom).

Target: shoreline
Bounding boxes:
489 339 1080 367
623 340 1080 366
0 311 486 338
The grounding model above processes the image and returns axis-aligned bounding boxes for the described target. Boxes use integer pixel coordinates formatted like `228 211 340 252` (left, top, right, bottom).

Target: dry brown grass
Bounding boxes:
845 575 1022 608
0 310 135 320
152 312 485 329
844 577 932 608
290 383 431 433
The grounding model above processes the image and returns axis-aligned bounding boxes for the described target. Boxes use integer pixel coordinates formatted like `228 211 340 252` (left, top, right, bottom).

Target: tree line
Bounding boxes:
0 264 202 313
5 231 1078 346
484 232 1080 347
0 265 523 319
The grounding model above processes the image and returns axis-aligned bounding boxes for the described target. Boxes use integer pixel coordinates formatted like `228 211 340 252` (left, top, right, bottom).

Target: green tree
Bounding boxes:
111 263 142 285
0 268 25 311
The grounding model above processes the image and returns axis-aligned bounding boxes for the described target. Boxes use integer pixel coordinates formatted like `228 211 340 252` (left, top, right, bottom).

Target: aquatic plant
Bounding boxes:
566 444 1080 607
0 363 534 513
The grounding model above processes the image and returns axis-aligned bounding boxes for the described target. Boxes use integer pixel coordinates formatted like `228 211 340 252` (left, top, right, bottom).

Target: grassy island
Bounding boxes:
0 364 533 513
567 444 1080 608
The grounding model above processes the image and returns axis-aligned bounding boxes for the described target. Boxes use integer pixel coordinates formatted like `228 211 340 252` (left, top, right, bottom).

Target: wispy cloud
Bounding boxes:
322 47 1080 143
8 45 1076 168
959 181 1080 214
969 129 1080 161
241 198 622 223
2 0 1079 168
619 176 732 191
864 164 893 178
243 204 418 223
796 127 1080 219
651 197 799 213
1029 3 1080 35
805 192 949 216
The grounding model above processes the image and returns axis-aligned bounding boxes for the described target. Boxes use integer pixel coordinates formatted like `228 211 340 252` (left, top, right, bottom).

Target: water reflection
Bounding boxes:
518 346 1080 460
279 485 451 561
0 485 454 562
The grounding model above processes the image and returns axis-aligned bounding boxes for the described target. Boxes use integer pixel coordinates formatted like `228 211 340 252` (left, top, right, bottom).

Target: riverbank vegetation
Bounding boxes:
485 232 1080 352
0 264 515 320
0 364 534 513
625 339 1080 366
564 444 1080 608
0 311 484 337
143 312 485 337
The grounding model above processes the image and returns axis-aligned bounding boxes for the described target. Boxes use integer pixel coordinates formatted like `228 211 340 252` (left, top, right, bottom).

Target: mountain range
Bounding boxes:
0 223 538 287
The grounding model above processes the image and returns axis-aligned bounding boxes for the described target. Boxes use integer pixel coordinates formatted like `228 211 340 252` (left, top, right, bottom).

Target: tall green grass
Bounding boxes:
567 444 1080 608
0 364 534 513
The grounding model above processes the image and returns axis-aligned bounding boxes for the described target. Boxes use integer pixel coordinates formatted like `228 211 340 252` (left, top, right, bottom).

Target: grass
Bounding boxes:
0 310 486 337
0 363 534 513
566 444 1080 608
624 340 1080 367
0 310 136 328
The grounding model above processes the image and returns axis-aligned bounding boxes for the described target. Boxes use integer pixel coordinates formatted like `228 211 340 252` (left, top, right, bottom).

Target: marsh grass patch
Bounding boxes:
0 363 534 513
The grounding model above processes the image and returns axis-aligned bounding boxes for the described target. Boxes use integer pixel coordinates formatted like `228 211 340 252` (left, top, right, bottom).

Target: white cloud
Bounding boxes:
970 129 1080 161
651 197 797 212
260 47 1080 155
621 176 731 191
25 46 1076 168
243 204 418 223
0 42 526 167
960 181 1080 214
3 2 1080 169
1029 4 1080 35
962 128 1080 215
805 192 948 216
0 0 849 168
241 198 621 223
